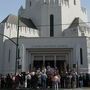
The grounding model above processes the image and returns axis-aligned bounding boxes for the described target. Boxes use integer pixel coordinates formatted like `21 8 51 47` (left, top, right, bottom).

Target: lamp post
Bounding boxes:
0 33 17 46
15 15 20 75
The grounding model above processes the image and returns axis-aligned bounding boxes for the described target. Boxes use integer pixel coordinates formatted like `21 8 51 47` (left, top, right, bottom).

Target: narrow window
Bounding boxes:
8 49 11 62
30 1 31 6
80 48 83 65
50 14 54 37
74 0 76 5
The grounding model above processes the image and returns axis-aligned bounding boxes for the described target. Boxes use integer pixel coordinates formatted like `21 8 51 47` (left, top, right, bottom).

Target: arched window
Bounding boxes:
50 14 54 37
74 0 76 5
80 48 83 65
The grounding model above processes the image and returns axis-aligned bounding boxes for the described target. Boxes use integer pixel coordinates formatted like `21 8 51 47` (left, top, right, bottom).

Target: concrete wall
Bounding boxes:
0 0 89 74
3 23 39 42
40 2 62 37
61 0 88 31
63 26 90 37
20 37 88 73
23 0 62 37
0 22 39 74
20 0 88 37
78 26 90 37
3 40 16 74
63 27 79 37
3 37 88 74
86 38 90 73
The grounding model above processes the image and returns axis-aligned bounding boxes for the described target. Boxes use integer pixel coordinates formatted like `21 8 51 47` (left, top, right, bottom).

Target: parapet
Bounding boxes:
42 0 61 5
42 0 70 6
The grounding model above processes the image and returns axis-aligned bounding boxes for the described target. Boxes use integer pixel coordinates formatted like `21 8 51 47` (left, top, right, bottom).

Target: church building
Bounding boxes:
0 0 90 74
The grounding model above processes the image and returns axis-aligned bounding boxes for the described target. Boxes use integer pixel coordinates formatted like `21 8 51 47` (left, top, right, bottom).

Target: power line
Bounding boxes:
36 21 90 27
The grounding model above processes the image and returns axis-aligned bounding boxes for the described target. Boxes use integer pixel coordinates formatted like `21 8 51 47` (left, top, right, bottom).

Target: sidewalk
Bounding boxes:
19 88 90 90
17 88 90 90
1 88 90 90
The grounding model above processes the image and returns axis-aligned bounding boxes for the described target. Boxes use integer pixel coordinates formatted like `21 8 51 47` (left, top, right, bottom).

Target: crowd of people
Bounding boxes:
0 65 90 89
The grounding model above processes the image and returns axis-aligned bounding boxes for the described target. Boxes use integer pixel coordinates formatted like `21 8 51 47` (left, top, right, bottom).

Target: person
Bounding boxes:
12 75 16 88
1 75 5 88
5 74 13 88
71 73 76 88
27 72 31 88
37 72 42 88
31 71 38 89
19 74 24 88
79 73 83 87
53 73 60 90
42 66 46 74
25 74 27 88
60 72 65 88
15 74 20 88
41 71 47 88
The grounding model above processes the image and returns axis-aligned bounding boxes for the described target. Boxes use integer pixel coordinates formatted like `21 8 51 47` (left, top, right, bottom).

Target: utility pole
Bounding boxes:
15 15 20 75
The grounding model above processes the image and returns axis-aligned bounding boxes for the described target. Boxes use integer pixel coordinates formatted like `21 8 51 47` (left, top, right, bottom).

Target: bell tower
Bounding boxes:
20 0 87 37
24 0 62 37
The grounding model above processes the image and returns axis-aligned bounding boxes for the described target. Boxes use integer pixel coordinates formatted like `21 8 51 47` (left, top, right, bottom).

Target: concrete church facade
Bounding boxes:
0 0 90 74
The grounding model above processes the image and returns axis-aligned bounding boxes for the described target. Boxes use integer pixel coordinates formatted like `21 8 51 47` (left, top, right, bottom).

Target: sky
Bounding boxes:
0 0 25 22
82 0 90 21
0 0 90 22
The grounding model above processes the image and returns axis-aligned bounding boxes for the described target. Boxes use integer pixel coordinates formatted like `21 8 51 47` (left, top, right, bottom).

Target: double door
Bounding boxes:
33 60 66 73
32 54 66 72
33 60 55 68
